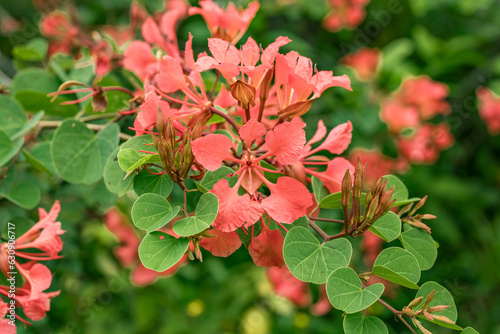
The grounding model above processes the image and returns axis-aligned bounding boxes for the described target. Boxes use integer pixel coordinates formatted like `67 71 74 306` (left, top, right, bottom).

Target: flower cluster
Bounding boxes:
0 201 64 333
477 86 500 135
323 0 370 32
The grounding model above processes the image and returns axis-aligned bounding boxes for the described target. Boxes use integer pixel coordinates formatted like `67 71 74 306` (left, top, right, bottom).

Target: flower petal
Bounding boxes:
315 121 352 154
199 229 242 257
266 118 306 165
248 223 285 268
239 118 266 143
192 134 234 171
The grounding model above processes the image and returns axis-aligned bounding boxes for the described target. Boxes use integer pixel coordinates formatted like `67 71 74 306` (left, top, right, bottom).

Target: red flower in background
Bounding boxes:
323 0 370 32
341 47 380 81
398 123 454 164
477 86 500 135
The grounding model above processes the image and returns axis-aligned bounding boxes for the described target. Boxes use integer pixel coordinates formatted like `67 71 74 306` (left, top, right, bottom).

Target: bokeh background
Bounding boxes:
1 0 499 333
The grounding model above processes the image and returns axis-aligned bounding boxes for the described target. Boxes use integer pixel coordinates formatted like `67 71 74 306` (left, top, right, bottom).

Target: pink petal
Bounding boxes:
0 319 16 334
199 229 242 257
123 41 156 80
318 158 355 193
311 72 352 97
156 56 186 93
141 17 163 45
192 134 234 171
266 118 306 165
267 266 311 307
262 176 313 224
239 118 266 143
248 223 285 268
208 38 240 65
195 56 220 72
240 36 260 67
210 179 264 232
304 120 327 152
261 36 292 66
315 121 352 154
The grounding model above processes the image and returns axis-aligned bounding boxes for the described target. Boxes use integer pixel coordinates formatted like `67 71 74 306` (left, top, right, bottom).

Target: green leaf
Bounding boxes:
134 168 173 197
0 95 27 137
4 182 41 209
382 175 409 204
22 148 53 175
319 191 366 209
461 327 479 334
327 267 384 314
343 313 388 334
173 193 219 237
369 212 401 242
12 38 48 62
400 227 437 271
11 111 44 140
312 176 328 204
131 193 180 233
51 120 119 184
103 147 134 196
373 247 421 289
415 282 459 329
393 197 421 207
283 226 352 284
138 231 189 272
120 135 155 152
0 130 24 168
30 142 56 175
198 166 238 191
11 68 78 116
117 149 161 172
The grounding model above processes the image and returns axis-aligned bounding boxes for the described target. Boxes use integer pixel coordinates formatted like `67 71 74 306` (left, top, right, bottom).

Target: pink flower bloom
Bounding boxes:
267 266 311 306
341 47 380 81
40 12 79 57
0 319 16 334
189 0 260 44
311 285 332 315
123 41 158 80
477 86 500 135
380 98 420 133
398 124 454 164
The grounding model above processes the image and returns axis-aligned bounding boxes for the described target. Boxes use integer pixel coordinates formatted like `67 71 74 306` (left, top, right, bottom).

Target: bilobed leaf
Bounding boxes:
373 247 421 289
461 327 479 334
283 226 352 284
117 138 161 172
5 182 41 209
319 191 366 209
134 168 173 197
327 267 384 314
131 193 180 233
312 176 328 204
382 175 409 204
369 212 401 242
51 120 119 184
30 142 56 175
0 95 27 137
400 227 437 270
173 193 219 236
415 282 460 330
0 130 24 168
120 135 155 152
138 231 189 272
103 147 134 196
343 313 388 334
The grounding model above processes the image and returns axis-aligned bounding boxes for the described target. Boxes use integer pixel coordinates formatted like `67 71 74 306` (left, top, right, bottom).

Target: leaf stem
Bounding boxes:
308 216 344 224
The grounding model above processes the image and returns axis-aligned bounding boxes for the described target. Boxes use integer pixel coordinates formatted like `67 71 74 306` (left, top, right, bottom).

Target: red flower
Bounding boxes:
267 266 311 306
341 47 380 81
477 86 500 135
398 124 454 164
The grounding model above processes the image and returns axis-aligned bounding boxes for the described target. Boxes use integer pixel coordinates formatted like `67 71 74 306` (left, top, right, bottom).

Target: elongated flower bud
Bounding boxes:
230 80 256 109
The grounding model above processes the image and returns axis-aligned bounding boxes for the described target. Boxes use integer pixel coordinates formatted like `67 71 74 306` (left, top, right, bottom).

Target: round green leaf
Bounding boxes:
30 142 56 175
327 267 384 314
461 327 479 334
173 193 219 237
400 227 437 271
198 166 237 191
343 313 388 334
320 191 367 209
415 282 458 328
120 135 155 153
382 175 409 204
369 212 401 242
138 231 189 272
283 226 353 284
103 147 134 196
51 120 119 184
134 168 173 197
131 193 180 233
0 95 26 137
373 247 421 289
5 181 41 210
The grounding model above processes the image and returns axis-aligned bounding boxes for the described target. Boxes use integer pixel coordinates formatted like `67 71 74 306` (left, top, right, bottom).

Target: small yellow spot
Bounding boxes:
186 299 204 317
294 312 310 329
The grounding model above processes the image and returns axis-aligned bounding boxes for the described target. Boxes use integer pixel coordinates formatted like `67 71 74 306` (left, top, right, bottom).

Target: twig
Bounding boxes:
209 106 240 133
308 217 344 224
308 219 330 242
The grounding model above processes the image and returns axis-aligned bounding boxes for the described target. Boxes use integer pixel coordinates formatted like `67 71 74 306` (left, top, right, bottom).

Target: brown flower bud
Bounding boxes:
278 100 313 121
426 305 451 313
408 296 423 308
422 290 435 310
230 80 256 109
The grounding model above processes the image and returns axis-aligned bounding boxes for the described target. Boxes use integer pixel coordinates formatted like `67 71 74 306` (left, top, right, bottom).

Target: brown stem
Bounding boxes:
102 86 135 97
308 217 344 224
209 106 240 133
308 219 330 242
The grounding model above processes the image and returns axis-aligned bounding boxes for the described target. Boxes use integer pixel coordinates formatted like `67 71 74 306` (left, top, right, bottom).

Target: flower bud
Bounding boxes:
426 305 450 313
230 80 256 109
407 296 423 308
422 290 435 310
278 100 313 121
